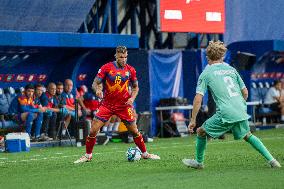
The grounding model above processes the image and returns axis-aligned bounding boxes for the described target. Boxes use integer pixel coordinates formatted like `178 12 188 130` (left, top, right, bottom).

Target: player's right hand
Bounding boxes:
96 90 103 99
188 121 196 133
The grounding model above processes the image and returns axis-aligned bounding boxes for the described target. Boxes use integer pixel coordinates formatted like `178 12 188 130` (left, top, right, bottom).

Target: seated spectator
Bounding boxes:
40 82 60 140
77 85 87 98
61 79 84 136
34 84 53 141
264 80 284 123
281 79 284 102
55 81 70 138
56 82 65 108
76 85 91 119
18 84 46 141
78 85 100 119
102 115 121 137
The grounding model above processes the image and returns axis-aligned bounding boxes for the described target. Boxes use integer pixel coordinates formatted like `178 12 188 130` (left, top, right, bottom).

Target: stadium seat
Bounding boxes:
0 88 9 114
250 82 259 102
5 87 17 107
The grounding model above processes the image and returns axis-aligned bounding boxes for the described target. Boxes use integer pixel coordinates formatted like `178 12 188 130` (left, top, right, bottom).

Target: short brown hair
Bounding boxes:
116 46 127 54
56 81 63 87
206 40 227 61
35 83 44 89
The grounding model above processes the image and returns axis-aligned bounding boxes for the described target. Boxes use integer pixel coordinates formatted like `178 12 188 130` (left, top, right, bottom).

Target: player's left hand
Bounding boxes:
126 98 134 105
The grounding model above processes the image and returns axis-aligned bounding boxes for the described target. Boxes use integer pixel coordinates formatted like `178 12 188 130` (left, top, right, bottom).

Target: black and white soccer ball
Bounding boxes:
126 147 142 161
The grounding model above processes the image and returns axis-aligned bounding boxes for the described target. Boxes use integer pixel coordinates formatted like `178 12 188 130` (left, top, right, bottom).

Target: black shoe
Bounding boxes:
61 134 69 140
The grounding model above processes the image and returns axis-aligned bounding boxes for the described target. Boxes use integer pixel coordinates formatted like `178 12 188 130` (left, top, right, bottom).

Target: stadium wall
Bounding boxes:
225 0 284 45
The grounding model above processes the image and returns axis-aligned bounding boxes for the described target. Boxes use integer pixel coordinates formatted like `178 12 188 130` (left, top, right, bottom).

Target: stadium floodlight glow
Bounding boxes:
12 54 19 59
0 56 7 61
23 54 30 60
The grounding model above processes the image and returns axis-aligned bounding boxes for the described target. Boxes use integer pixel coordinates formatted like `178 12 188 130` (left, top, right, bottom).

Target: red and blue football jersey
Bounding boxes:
96 61 137 106
18 94 40 113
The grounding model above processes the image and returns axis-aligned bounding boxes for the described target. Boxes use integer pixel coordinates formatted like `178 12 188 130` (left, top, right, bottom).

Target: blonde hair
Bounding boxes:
206 40 227 61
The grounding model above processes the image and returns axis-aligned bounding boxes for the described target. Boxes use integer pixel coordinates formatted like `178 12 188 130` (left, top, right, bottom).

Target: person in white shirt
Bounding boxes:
264 80 284 122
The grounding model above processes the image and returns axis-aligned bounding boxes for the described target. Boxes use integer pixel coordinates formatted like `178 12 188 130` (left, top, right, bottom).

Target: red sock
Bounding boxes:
86 136 96 154
133 134 147 153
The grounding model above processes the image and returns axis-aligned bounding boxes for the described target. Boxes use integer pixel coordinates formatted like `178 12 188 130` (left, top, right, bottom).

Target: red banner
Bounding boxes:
159 0 225 33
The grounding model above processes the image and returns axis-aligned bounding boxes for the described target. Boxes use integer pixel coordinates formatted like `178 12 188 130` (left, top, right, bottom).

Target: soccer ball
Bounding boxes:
126 147 142 162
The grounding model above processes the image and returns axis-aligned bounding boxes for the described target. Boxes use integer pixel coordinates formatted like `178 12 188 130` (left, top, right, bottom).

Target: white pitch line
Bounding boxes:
0 136 283 164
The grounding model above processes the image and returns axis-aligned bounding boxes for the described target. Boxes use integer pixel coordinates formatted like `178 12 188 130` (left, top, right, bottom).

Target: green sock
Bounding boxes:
246 135 274 161
195 135 207 164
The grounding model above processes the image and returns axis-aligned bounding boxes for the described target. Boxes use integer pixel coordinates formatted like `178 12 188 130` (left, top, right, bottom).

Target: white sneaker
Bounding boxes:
74 155 92 164
142 153 161 160
269 159 281 168
182 159 204 169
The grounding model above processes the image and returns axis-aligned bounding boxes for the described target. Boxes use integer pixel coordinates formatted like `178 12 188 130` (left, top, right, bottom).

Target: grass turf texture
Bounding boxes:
0 129 283 189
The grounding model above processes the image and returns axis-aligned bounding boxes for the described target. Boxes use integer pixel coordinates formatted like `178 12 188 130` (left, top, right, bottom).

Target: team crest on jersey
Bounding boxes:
125 71 129 77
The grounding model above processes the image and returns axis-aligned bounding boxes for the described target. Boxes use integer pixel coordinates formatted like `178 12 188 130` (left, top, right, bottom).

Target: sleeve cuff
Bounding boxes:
96 77 103 82
196 91 204 96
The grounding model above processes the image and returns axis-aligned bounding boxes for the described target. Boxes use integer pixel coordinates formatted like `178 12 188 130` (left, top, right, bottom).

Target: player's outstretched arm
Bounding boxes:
189 93 203 133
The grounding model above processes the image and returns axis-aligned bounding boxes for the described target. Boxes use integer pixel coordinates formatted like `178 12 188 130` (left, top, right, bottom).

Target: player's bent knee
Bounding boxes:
131 131 140 138
197 127 206 137
127 126 139 137
89 127 98 136
243 132 252 141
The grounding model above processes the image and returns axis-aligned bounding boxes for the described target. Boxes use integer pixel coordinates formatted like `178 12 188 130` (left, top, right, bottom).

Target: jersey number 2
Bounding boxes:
223 76 239 97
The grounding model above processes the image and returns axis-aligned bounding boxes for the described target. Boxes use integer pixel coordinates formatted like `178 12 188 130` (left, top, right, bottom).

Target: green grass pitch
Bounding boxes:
0 129 283 189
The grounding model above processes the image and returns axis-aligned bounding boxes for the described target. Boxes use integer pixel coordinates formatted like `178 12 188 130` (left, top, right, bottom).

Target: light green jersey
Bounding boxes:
196 63 250 123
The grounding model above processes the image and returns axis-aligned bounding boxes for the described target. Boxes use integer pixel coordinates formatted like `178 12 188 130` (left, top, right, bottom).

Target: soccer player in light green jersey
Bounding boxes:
182 41 281 169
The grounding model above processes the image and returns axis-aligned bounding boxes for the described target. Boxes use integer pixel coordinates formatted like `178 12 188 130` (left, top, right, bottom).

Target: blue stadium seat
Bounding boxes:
257 82 268 102
250 82 259 102
6 87 17 106
0 88 9 114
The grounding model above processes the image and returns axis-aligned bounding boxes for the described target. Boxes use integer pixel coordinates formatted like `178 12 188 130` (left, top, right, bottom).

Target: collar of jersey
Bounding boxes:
113 61 125 69
211 62 224 66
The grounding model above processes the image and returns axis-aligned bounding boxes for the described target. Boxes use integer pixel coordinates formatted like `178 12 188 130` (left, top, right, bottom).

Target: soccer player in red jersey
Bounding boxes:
74 46 160 163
